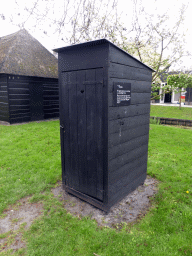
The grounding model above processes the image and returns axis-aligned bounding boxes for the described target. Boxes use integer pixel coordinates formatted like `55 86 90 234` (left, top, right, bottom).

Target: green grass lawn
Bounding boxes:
0 121 61 213
0 121 192 255
150 105 192 120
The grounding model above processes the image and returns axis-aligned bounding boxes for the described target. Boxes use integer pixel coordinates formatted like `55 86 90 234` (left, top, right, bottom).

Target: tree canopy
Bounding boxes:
167 73 192 108
0 0 190 86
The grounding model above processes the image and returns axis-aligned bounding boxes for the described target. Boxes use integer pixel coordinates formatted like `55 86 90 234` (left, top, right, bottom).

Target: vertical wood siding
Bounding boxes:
60 68 105 201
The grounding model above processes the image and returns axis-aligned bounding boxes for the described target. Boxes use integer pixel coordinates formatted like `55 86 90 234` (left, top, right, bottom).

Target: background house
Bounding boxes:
0 29 59 124
153 71 192 104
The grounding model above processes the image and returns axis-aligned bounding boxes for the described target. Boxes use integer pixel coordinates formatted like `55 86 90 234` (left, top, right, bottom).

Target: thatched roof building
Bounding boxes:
0 29 58 78
0 29 59 124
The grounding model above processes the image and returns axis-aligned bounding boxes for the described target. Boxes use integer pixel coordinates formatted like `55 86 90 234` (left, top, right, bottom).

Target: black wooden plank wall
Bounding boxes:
107 44 152 207
185 88 192 102
6 75 58 124
43 79 59 119
0 75 9 122
57 43 109 72
8 75 31 123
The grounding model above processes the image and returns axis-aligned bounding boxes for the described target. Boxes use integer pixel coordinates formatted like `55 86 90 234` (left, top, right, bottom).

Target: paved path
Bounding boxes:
151 103 192 108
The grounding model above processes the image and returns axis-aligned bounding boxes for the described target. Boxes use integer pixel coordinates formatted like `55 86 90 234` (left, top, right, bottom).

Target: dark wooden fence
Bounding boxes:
150 116 192 127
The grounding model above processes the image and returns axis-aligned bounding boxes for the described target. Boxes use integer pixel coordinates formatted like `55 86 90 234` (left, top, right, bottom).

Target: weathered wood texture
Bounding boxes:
0 74 59 124
108 172 147 209
108 123 149 148
109 63 152 81
109 162 147 196
109 104 150 120
109 152 148 184
0 75 9 122
109 136 149 161
109 114 150 134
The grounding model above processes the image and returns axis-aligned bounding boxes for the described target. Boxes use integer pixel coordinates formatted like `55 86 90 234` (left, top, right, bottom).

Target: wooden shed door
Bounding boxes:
61 68 104 201
30 83 44 121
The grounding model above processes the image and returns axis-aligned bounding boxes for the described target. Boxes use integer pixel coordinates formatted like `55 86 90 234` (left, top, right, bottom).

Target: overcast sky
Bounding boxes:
0 0 192 69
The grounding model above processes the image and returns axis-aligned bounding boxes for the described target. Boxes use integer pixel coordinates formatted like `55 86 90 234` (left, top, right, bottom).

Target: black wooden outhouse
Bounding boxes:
54 39 154 212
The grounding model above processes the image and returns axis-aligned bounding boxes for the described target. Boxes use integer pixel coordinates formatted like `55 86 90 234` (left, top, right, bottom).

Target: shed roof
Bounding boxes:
54 39 154 72
0 29 58 78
